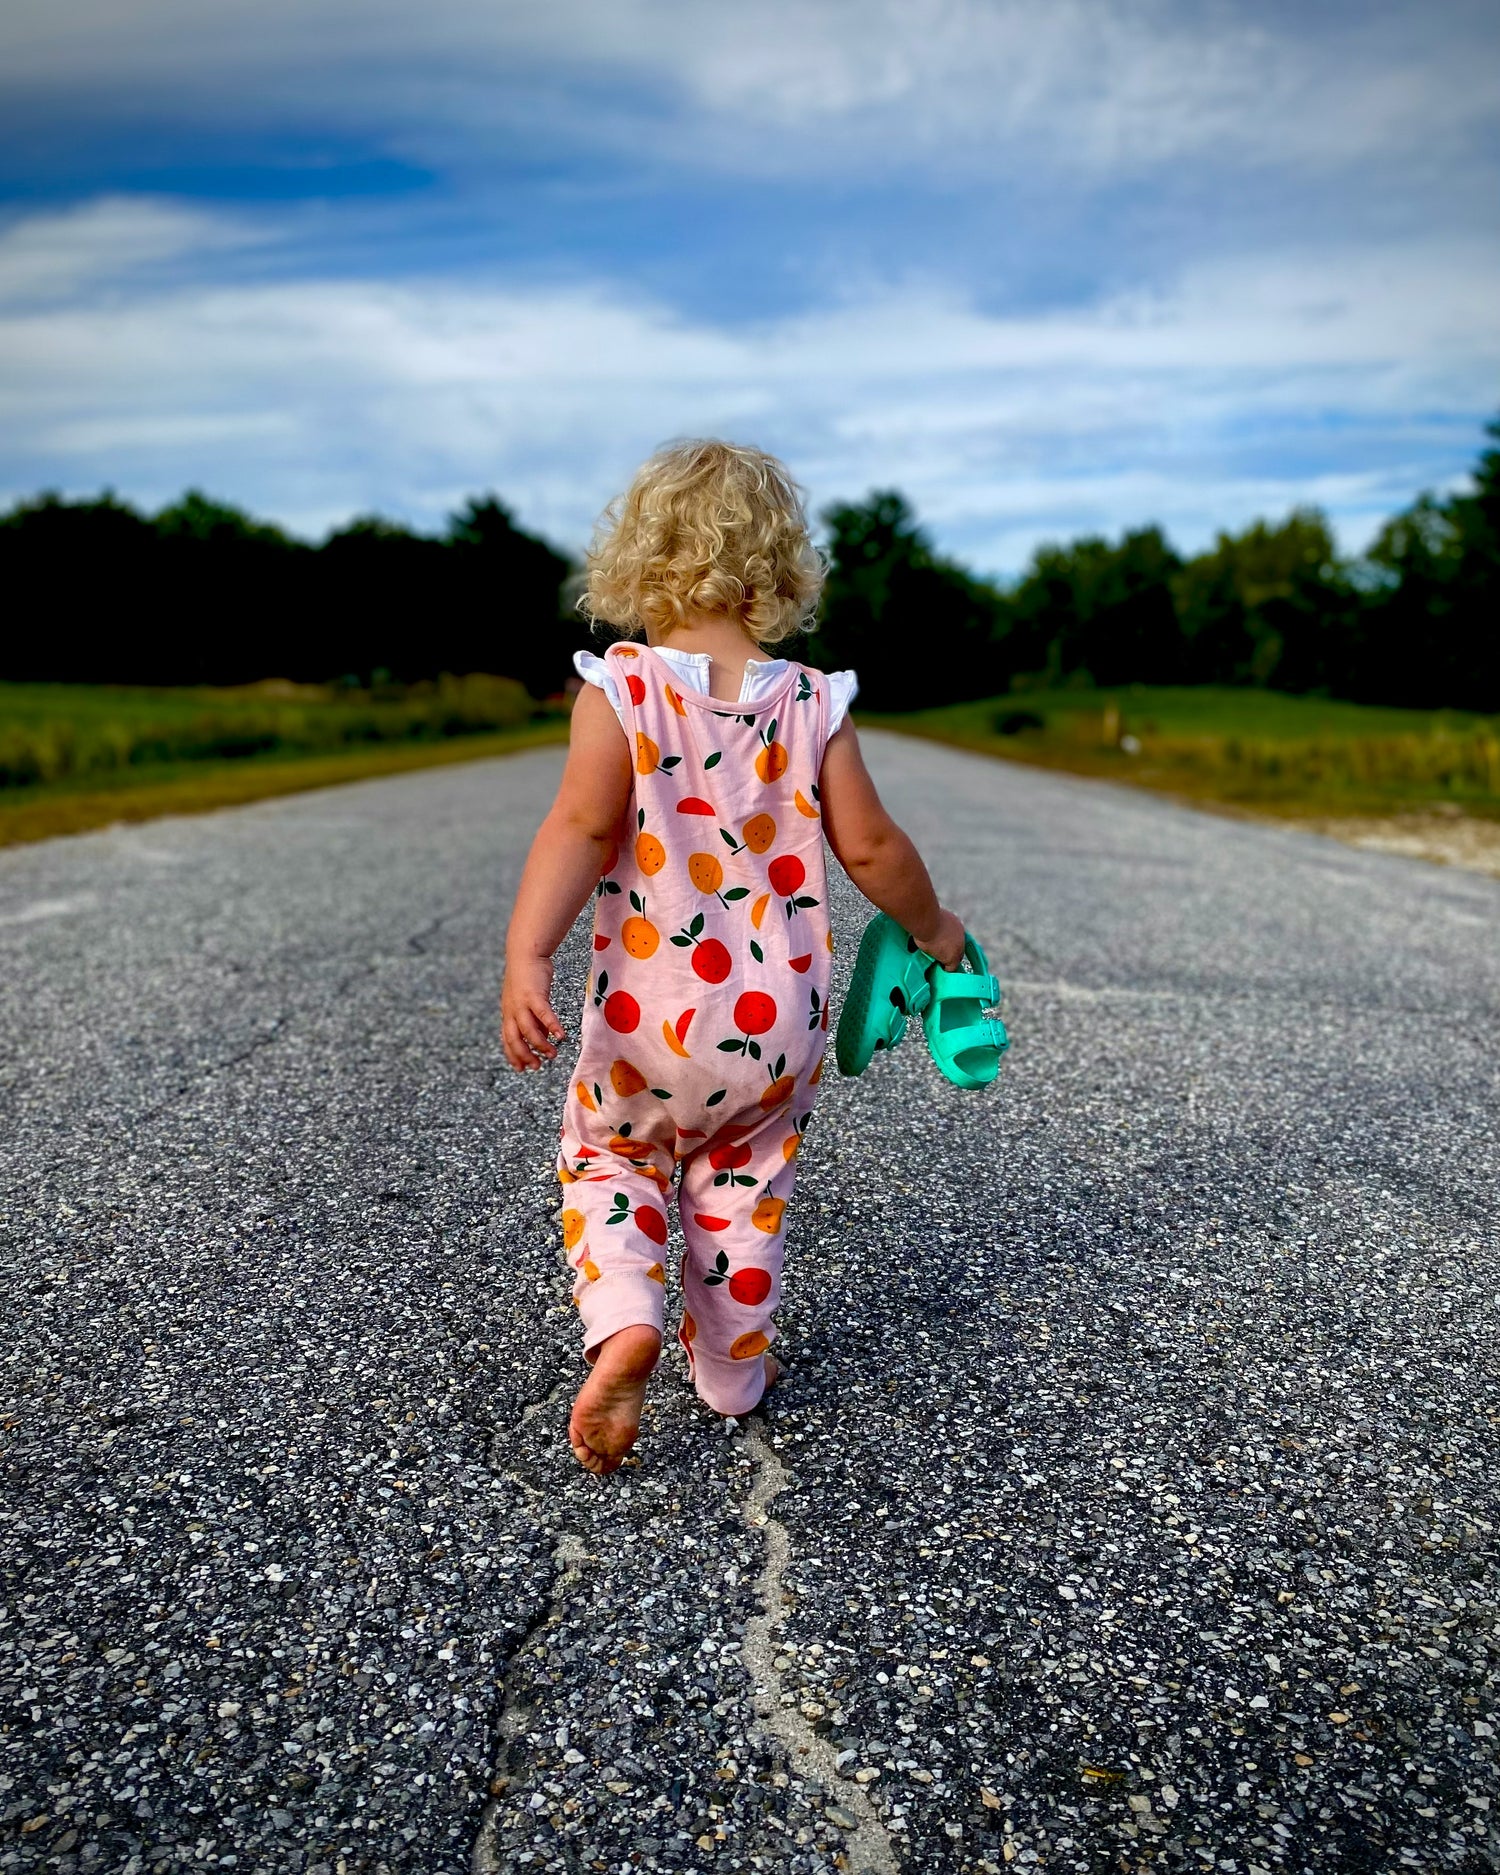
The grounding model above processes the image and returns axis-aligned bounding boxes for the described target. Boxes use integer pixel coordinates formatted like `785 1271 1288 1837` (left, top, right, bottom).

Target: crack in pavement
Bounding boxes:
470 1528 588 1874
740 1420 900 1875
132 1011 293 1127
467 1378 578 1870
407 907 462 955
127 903 468 1133
992 924 1051 968
484 1379 571 1495
469 1497 585 1875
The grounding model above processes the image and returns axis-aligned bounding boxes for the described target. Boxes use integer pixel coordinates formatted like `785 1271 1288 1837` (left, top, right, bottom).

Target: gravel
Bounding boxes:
1 733 1497 1874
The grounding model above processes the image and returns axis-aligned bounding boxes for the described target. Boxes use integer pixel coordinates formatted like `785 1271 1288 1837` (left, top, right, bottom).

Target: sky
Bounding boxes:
1 0 1497 575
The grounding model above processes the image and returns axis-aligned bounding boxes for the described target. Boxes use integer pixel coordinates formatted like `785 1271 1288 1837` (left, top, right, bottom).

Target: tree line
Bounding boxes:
0 493 575 701
3 416 1496 712
808 417 1499 712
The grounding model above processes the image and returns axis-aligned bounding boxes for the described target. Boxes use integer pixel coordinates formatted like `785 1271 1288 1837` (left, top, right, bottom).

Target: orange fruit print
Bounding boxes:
603 991 640 1032
610 1059 647 1097
751 1194 787 1234
728 1267 772 1306
742 813 776 853
692 939 731 984
621 914 658 957
734 991 777 1035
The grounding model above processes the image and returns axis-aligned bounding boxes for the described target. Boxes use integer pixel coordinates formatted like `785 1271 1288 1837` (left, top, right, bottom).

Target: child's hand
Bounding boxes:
911 907 967 972
501 955 566 1072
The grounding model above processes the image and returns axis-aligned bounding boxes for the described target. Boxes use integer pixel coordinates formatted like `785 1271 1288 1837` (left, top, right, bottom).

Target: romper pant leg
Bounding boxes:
675 1105 803 1416
558 1136 675 1362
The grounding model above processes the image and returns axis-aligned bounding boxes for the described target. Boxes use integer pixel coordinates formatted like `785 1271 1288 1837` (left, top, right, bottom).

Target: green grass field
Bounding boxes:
867 685 1500 818
0 678 568 847
0 675 545 785
5 677 1497 851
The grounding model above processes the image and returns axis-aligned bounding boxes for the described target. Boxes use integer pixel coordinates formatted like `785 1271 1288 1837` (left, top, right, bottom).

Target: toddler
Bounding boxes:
501 440 964 1474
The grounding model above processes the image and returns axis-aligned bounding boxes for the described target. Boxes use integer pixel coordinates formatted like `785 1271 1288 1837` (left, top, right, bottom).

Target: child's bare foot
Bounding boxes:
569 1326 662 1475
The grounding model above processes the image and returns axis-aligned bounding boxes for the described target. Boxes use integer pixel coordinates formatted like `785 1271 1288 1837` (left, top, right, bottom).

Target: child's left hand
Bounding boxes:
501 955 566 1072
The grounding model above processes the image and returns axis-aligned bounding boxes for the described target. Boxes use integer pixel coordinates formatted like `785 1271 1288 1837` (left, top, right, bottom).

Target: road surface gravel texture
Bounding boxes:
2 732 1497 1875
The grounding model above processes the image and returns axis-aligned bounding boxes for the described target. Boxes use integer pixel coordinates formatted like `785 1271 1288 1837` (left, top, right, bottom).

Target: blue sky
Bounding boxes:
1 0 1497 574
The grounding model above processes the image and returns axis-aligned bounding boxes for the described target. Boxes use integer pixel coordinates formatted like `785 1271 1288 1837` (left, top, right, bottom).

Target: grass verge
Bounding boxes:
0 721 569 850
865 685 1500 822
0 675 538 788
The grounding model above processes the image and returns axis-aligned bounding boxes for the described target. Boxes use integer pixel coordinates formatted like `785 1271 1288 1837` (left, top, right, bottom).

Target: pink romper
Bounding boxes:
557 641 834 1416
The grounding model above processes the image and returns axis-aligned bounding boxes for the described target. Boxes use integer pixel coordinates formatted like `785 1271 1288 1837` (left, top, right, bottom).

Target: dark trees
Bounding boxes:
1006 526 1182 687
0 491 575 694
4 413 1496 710
809 415 1498 712
1357 422 1500 710
807 491 1006 708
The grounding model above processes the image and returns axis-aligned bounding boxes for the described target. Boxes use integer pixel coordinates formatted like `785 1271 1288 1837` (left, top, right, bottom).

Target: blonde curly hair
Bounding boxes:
579 439 825 647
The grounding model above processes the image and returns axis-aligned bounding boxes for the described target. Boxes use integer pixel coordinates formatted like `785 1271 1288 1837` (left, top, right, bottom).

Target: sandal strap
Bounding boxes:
940 1015 1010 1059
895 960 935 1016
927 968 1000 1008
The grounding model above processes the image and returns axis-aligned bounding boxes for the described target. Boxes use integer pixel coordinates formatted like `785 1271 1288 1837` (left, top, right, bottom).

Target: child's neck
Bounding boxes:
646 613 768 704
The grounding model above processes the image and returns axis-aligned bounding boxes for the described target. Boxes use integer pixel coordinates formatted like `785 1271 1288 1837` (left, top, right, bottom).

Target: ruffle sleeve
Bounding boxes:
573 649 624 720
826 669 858 734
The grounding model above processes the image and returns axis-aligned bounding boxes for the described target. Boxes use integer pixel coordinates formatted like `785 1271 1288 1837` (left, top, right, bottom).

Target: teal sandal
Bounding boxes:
834 913 935 1077
922 934 1010 1088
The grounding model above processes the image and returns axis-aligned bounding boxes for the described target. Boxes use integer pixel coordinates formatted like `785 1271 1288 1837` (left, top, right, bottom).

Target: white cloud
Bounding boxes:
0 197 1495 567
2 0 1497 184
0 196 256 305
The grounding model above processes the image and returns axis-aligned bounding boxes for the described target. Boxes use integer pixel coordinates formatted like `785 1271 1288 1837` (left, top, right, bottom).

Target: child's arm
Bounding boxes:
818 718 966 970
501 685 633 1071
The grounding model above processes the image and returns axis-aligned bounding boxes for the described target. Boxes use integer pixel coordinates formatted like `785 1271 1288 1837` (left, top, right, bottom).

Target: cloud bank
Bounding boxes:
1 0 1496 570
2 196 1493 569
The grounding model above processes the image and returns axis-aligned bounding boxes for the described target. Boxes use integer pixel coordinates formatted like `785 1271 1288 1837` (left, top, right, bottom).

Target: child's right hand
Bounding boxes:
501 955 566 1072
911 907 967 972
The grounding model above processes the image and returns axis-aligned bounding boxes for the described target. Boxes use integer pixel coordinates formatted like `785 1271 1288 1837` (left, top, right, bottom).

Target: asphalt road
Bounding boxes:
2 733 1498 1875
